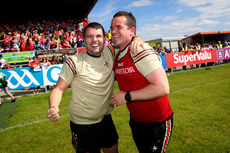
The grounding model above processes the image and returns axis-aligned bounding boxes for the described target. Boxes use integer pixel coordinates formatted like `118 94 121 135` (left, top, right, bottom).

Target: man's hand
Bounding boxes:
110 91 127 106
47 107 60 122
130 36 145 56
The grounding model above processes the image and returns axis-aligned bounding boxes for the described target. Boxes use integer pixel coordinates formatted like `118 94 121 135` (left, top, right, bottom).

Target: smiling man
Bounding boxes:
110 11 174 153
47 22 118 153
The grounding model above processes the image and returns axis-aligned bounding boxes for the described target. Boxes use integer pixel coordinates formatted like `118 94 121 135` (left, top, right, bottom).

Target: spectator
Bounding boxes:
53 34 61 47
43 38 50 50
104 34 110 46
223 40 229 48
63 54 68 61
195 43 201 50
11 36 19 47
19 33 26 44
0 54 7 69
60 38 71 49
0 46 4 53
20 41 27 51
34 41 44 50
33 30 39 38
0 72 16 107
163 46 172 71
0 32 5 42
78 17 89 31
202 43 213 50
107 30 112 42
57 56 64 64
227 42 230 48
83 17 89 29
188 45 195 51
163 46 171 54
28 57 33 63
41 57 51 66
26 38 35 51
76 26 83 39
11 42 20 52
50 38 58 49
69 33 77 48
65 32 70 42
169 47 174 53
181 43 188 52
50 56 58 65
74 36 84 48
29 56 41 71
215 41 223 49
156 47 166 55
181 45 188 70
2 35 11 52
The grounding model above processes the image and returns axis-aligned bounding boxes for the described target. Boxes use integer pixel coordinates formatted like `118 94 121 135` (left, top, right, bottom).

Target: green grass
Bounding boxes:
0 64 230 153
0 99 18 129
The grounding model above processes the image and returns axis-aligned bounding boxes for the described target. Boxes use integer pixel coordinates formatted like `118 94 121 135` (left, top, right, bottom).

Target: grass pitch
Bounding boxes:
0 64 230 153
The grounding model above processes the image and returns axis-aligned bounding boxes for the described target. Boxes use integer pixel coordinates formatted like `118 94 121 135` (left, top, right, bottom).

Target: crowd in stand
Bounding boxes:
0 17 112 70
0 17 90 52
155 40 230 55
180 40 230 52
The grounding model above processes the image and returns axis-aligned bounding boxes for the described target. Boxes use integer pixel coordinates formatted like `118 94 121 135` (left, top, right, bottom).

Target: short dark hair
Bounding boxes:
83 22 105 37
113 11 136 30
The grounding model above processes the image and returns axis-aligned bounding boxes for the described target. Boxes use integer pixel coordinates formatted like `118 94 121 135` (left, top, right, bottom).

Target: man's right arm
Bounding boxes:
47 77 70 122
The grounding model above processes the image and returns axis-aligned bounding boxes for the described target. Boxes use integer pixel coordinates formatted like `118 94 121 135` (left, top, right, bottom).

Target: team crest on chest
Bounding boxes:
104 61 109 67
117 62 124 67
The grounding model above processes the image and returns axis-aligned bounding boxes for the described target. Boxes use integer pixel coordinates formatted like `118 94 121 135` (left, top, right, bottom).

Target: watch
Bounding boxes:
125 91 132 102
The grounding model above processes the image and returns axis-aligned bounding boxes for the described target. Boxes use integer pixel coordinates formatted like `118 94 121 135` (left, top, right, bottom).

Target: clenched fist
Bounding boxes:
47 107 60 122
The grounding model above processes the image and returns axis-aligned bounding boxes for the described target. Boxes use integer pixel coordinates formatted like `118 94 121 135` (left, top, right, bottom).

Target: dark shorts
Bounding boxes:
70 114 119 153
129 114 173 153
0 79 7 89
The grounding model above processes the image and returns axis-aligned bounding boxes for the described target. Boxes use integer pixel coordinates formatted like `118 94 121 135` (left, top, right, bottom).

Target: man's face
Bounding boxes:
84 27 105 56
110 16 135 50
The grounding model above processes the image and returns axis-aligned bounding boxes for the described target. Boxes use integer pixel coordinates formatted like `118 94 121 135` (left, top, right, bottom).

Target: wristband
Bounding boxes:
125 91 132 102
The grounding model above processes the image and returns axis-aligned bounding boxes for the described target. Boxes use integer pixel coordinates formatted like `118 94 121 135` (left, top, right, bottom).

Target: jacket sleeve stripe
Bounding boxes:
65 58 76 74
133 49 155 62
107 44 115 56
134 52 156 64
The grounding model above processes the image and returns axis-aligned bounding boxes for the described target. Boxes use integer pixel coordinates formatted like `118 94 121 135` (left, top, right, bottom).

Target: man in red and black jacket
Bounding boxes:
110 11 174 153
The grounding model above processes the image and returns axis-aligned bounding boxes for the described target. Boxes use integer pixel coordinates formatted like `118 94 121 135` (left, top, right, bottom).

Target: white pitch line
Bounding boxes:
0 79 229 132
0 114 69 132
170 81 224 94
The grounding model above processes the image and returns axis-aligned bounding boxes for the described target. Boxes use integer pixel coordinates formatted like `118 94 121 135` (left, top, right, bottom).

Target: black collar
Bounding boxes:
87 52 101 58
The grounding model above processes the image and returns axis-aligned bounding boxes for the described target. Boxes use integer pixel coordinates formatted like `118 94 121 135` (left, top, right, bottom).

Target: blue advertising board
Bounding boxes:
1 67 43 90
42 65 63 86
158 54 167 69
1 65 63 90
